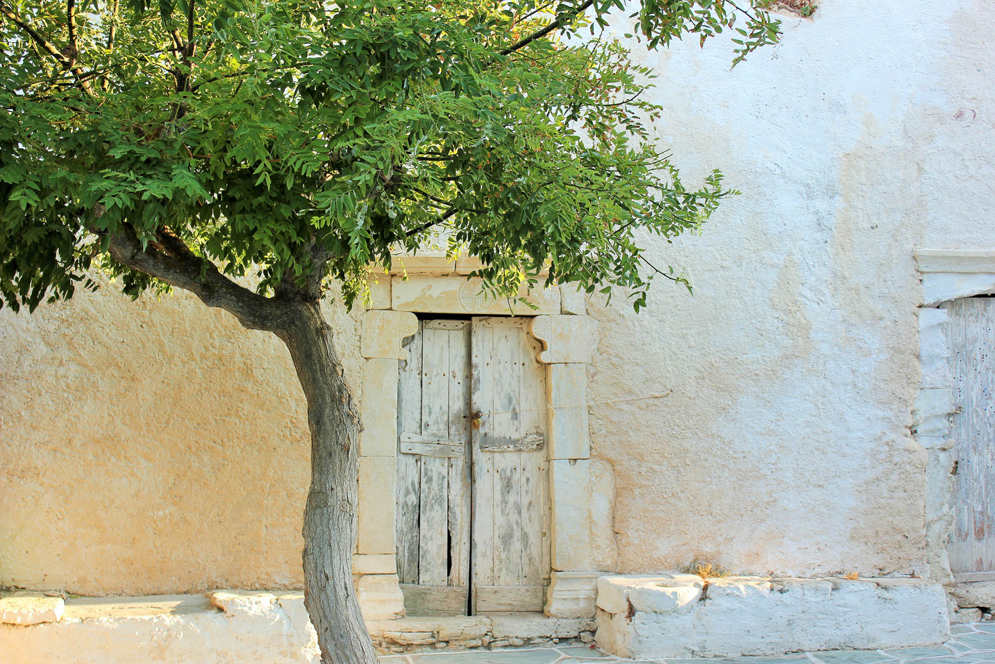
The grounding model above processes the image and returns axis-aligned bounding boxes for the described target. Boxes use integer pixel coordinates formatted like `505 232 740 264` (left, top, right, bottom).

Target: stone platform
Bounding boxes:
594 574 950 660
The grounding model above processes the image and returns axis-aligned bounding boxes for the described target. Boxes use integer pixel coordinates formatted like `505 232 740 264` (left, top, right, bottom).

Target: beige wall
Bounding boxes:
0 281 363 595
3 0 995 594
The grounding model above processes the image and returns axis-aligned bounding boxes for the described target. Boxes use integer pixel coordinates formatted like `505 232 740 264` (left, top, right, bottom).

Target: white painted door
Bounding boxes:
946 297 995 580
395 317 550 615
470 317 550 614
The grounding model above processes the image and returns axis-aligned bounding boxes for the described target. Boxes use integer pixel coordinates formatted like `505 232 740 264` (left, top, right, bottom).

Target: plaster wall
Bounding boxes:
2 0 995 594
586 0 995 576
0 280 364 594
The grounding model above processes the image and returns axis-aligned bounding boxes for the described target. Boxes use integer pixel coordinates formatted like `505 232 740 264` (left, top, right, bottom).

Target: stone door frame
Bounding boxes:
352 255 612 621
915 249 995 585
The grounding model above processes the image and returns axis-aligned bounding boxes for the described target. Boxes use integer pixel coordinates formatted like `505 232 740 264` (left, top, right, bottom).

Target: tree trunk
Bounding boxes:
279 301 379 664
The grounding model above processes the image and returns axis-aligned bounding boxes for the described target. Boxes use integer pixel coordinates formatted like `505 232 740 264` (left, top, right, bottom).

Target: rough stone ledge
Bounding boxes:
950 581 995 610
368 613 596 652
0 592 65 626
0 591 596 660
595 574 950 660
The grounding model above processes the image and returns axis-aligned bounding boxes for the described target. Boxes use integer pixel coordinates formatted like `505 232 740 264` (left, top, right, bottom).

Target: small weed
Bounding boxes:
842 572 860 580
772 0 817 18
680 561 730 579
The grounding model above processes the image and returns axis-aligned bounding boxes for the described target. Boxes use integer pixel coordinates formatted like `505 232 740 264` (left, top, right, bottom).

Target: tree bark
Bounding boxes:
279 301 379 664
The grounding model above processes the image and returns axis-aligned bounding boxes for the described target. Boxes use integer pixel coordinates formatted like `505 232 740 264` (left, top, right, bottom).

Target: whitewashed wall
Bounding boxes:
588 0 995 577
1 0 994 594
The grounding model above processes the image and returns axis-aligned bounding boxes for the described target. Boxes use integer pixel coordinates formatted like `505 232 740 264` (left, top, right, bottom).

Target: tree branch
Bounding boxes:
0 2 72 66
499 0 595 55
274 238 331 304
0 0 94 94
405 207 460 237
107 224 290 332
66 0 78 60
106 0 118 51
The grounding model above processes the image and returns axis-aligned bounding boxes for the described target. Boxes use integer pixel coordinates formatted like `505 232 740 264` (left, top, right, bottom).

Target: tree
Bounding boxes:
0 0 779 661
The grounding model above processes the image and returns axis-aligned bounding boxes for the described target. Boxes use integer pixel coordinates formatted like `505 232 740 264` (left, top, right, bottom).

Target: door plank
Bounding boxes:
479 432 544 452
448 324 472 589
401 432 461 446
400 441 465 458
947 298 995 574
519 332 547 587
471 319 496 598
419 325 452 587
492 324 524 588
474 585 546 614
395 322 423 585
399 584 469 617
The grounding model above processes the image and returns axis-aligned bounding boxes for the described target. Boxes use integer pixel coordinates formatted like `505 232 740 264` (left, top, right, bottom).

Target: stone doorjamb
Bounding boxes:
352 254 615 621
914 249 995 586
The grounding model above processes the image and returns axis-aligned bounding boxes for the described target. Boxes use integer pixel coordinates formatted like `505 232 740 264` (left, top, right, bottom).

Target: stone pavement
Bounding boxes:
380 622 995 664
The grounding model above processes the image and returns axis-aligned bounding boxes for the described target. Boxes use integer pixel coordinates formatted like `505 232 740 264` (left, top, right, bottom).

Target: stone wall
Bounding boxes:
3 0 995 594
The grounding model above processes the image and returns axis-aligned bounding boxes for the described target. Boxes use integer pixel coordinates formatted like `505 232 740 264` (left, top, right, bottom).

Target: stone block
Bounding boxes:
360 358 399 457
560 283 587 315
0 593 64 625
366 273 392 310
913 388 953 437
596 575 702 615
352 554 397 575
361 310 418 361
951 607 984 623
530 315 599 364
437 624 490 641
489 615 596 639
548 364 590 459
550 459 617 572
367 615 491 639
919 308 952 389
950 581 995 609
208 590 277 618
357 457 396 554
391 275 559 315
357 574 405 621
545 571 602 618
923 273 995 307
383 630 435 645
595 575 949 659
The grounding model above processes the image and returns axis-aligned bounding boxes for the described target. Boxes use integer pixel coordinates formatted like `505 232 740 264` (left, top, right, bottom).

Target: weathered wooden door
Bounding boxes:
395 317 550 615
946 297 995 581
396 319 473 615
470 317 550 614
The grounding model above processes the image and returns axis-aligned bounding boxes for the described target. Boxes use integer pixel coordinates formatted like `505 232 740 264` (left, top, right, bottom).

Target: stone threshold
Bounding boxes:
368 614 595 653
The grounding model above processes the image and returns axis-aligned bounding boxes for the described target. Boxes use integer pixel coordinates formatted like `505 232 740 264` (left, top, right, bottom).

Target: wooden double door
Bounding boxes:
395 317 550 615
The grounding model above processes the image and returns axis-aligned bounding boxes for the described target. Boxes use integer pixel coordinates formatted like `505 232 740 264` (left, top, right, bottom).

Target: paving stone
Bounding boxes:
956 633 995 649
409 649 562 664
556 645 613 657
881 648 954 659
809 650 895 663
380 624 995 664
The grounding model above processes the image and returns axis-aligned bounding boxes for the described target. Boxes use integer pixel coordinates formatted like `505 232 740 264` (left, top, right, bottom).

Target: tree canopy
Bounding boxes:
0 0 779 318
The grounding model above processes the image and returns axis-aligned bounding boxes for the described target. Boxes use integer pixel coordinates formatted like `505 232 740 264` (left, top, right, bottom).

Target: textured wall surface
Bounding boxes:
0 280 364 594
586 0 995 577
2 0 995 594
